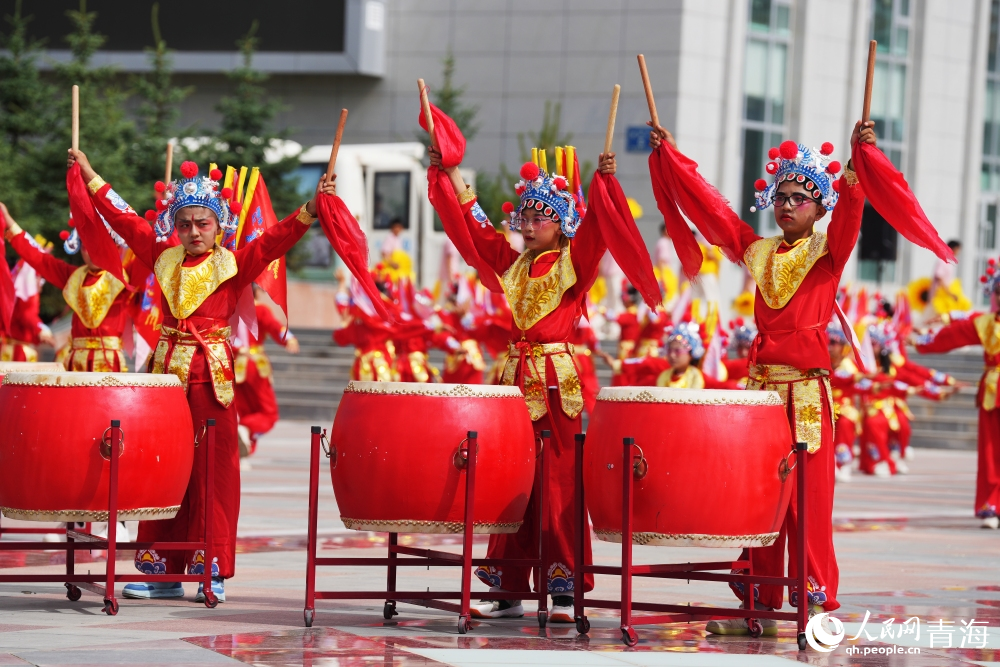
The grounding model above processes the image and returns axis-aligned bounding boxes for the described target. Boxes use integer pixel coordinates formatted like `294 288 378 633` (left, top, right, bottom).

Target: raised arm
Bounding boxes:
827 121 875 271
235 205 314 291
914 315 983 354
1 205 75 288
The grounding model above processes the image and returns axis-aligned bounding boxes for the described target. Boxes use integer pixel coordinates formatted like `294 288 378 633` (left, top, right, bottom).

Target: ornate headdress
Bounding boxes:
665 321 705 360
981 257 1000 295
751 140 842 213
60 213 126 255
826 322 849 345
501 147 585 239
728 318 757 348
145 161 241 243
867 320 898 349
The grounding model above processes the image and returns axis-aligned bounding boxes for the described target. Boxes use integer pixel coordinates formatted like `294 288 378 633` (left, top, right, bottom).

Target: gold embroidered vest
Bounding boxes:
501 244 577 332
744 233 829 309
974 313 1000 411
154 246 238 320
63 267 126 329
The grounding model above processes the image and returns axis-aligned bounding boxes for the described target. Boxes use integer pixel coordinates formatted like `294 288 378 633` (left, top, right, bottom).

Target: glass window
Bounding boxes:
372 172 411 231
750 0 772 31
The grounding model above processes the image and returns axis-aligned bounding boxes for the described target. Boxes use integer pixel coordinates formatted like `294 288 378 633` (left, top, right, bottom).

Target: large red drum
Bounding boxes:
585 387 794 548
0 361 63 382
330 381 535 533
0 372 194 522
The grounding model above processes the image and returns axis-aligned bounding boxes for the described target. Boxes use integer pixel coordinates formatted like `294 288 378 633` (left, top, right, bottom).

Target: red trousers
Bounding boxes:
235 361 279 437
732 390 839 611
134 382 240 579
859 412 907 475
475 391 594 595
976 408 1000 518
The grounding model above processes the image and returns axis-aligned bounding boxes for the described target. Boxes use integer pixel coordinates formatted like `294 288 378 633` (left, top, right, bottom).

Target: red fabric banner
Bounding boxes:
0 209 15 333
66 162 130 288
587 172 662 309
648 145 704 278
316 192 392 322
239 175 288 319
852 141 955 264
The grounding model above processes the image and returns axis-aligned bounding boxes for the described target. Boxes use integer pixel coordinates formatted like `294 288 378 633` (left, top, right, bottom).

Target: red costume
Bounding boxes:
8 228 128 371
436 309 485 384
0 288 43 362
568 318 601 416
334 296 400 382
84 169 313 580
235 302 293 441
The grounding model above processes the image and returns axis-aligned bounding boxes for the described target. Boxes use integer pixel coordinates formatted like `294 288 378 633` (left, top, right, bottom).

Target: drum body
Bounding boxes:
330 381 535 534
585 387 794 548
0 372 194 522
0 361 64 383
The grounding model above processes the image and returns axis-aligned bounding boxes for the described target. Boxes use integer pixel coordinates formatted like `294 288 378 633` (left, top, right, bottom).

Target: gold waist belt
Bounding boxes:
72 335 122 350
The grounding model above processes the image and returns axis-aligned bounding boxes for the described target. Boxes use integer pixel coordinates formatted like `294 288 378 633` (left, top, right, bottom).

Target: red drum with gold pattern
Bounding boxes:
0 361 63 383
0 372 194 522
585 387 794 548
330 381 535 533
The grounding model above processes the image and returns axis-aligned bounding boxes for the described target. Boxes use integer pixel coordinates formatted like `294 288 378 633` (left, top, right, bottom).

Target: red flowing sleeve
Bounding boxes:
9 232 75 289
235 206 312 291
89 180 167 270
914 317 982 354
826 172 864 273
255 304 286 343
456 196 521 277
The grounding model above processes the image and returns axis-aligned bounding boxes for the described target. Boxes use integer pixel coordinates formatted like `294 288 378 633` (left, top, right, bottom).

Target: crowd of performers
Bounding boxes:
0 74 988 641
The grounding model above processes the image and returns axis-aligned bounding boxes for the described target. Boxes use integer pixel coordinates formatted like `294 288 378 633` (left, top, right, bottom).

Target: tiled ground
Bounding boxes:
1 420 998 666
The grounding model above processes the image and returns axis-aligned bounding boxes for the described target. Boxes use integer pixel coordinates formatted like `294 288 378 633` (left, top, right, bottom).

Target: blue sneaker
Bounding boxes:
122 581 184 599
195 576 225 603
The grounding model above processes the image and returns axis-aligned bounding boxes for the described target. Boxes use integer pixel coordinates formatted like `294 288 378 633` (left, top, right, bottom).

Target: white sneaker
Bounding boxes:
873 461 892 478
905 447 916 461
238 425 252 458
239 458 252 471
705 611 777 636
894 460 909 475
550 595 574 623
835 466 852 483
982 516 999 530
470 598 523 618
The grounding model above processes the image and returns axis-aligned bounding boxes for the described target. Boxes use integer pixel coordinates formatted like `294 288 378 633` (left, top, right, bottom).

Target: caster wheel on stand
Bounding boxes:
798 633 807 651
304 609 314 627
457 615 471 634
203 591 219 609
383 601 398 620
575 616 591 634
65 584 82 602
621 626 638 647
103 597 119 616
748 618 763 638
537 610 547 628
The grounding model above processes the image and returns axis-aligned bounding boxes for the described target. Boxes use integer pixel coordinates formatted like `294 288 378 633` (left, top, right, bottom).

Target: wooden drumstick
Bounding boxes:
637 54 659 129
71 85 79 151
862 40 877 123
418 78 437 148
604 84 621 156
326 108 348 185
164 141 173 183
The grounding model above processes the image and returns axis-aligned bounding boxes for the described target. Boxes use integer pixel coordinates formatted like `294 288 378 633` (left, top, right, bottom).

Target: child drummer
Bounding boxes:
427 122 658 623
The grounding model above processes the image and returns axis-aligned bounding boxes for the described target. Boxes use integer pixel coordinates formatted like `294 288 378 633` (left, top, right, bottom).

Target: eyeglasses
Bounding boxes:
773 193 820 208
515 215 558 230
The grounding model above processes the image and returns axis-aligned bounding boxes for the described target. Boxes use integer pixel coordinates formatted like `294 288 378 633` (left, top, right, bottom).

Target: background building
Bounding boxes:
11 0 995 321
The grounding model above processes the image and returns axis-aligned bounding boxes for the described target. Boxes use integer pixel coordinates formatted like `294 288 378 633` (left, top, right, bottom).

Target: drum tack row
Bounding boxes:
0 368 810 649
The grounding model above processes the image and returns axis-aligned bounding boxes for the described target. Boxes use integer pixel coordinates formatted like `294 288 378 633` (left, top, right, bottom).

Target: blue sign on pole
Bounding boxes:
626 126 652 153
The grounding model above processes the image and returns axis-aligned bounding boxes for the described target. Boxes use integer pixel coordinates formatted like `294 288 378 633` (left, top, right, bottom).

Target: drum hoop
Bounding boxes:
0 362 64 373
596 387 783 406
2 372 182 388
344 380 524 399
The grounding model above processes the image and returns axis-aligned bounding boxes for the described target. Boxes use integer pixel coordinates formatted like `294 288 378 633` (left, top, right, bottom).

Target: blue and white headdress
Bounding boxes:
665 321 705 360
61 213 127 255
504 161 581 238
145 161 241 243
751 140 842 213
981 258 1000 295
826 321 849 345
728 318 757 348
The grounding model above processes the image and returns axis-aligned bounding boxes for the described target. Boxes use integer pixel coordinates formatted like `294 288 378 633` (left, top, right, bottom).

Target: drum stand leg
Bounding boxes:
457 431 477 635
384 533 398 620
796 442 808 651
573 434 589 634
65 520 81 602
536 429 550 629
101 420 122 616
201 420 218 609
619 437 637 647
304 426 321 628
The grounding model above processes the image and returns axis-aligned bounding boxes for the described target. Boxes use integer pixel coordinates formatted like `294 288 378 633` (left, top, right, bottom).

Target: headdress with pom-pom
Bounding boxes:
751 140 842 212
981 258 1000 296
867 320 898 349
503 146 585 238
144 162 241 243
60 213 127 255
665 321 705 360
727 317 757 348
826 321 849 345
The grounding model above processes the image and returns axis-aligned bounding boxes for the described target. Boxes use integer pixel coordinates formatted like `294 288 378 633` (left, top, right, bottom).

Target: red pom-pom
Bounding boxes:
735 317 744 326
67 218 76 228
514 184 525 195
765 162 778 174
779 141 798 160
753 178 767 191
767 147 779 160
154 181 166 193
552 176 568 190
519 162 540 181
155 199 167 211
982 275 990 283
59 230 70 240
180 161 198 178
221 187 233 199
820 142 834 156
827 160 842 174
144 210 158 221
501 201 515 214
229 201 243 215
989 267 996 276
831 180 841 192
990 258 997 266
209 168 223 181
